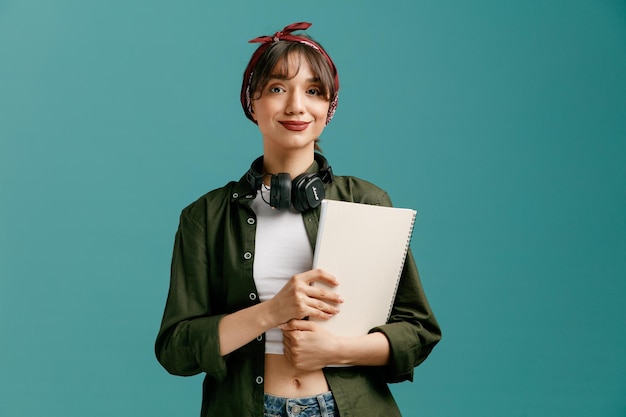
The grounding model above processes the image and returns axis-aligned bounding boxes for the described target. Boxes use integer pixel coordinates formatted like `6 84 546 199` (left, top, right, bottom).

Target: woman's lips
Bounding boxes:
280 121 311 131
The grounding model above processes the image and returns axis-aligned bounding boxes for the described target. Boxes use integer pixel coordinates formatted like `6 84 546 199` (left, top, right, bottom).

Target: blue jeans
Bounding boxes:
264 392 336 417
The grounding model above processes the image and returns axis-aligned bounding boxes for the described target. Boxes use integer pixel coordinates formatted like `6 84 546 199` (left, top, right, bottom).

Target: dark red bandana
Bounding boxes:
240 22 340 125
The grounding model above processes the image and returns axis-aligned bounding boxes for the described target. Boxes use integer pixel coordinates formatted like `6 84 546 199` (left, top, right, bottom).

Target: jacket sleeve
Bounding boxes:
154 209 228 381
368 194 442 383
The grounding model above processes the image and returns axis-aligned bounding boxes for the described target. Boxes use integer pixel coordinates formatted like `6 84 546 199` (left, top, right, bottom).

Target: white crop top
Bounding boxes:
250 187 313 354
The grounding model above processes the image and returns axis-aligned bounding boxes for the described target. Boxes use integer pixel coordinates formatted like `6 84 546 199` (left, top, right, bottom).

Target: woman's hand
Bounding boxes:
281 319 393 370
218 269 342 357
267 269 344 326
280 319 341 371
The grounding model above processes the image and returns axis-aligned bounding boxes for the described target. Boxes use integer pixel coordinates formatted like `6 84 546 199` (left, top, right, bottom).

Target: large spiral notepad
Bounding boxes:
311 199 417 337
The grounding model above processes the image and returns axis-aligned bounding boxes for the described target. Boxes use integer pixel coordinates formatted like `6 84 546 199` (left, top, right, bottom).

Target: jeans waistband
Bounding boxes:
264 391 335 417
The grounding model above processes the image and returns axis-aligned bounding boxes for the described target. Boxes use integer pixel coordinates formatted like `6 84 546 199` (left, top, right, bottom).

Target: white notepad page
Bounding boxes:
311 199 416 337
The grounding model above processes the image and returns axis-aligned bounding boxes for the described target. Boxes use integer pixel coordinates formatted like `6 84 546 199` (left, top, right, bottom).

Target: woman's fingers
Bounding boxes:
307 284 344 305
300 268 339 287
280 319 315 332
299 276 343 319
309 298 340 318
298 269 344 304
270 269 344 324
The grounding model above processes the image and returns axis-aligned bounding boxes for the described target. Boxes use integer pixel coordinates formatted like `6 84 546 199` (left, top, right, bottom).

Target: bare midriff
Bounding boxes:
264 354 330 397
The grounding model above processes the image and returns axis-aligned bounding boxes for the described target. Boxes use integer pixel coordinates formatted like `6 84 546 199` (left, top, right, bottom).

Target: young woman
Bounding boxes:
155 22 441 417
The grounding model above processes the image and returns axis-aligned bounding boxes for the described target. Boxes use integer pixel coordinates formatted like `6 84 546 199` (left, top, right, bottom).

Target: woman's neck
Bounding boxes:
261 151 315 181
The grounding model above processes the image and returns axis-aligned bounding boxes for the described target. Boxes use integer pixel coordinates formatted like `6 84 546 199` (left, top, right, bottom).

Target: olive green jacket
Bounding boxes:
155 164 441 417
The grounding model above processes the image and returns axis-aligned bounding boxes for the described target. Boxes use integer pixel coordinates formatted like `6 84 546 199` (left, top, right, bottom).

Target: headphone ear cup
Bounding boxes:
292 173 325 212
270 173 292 210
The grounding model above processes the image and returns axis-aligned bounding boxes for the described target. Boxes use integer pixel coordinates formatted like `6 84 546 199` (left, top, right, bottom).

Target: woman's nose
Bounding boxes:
285 91 305 114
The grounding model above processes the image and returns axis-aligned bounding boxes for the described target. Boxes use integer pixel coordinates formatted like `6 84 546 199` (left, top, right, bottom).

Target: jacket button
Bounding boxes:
249 293 257 301
247 217 255 225
243 252 252 260
232 193 239 199
256 335 263 342
256 376 263 384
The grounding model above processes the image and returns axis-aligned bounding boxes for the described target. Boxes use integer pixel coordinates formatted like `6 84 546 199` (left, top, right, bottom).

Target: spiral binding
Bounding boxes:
386 209 417 322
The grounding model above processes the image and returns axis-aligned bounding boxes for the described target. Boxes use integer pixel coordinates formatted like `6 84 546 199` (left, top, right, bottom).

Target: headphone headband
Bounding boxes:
247 153 333 190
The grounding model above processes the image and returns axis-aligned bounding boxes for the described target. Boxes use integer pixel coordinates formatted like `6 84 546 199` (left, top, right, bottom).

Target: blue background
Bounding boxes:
1 1 625 416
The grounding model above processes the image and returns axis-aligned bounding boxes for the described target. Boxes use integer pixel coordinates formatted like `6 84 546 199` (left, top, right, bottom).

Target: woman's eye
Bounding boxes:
269 86 284 93
307 88 321 96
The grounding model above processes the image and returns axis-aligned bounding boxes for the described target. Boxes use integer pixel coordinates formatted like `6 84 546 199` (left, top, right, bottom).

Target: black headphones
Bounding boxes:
246 153 334 212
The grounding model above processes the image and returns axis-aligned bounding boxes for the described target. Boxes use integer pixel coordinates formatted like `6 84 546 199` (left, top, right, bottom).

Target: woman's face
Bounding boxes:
251 54 330 156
